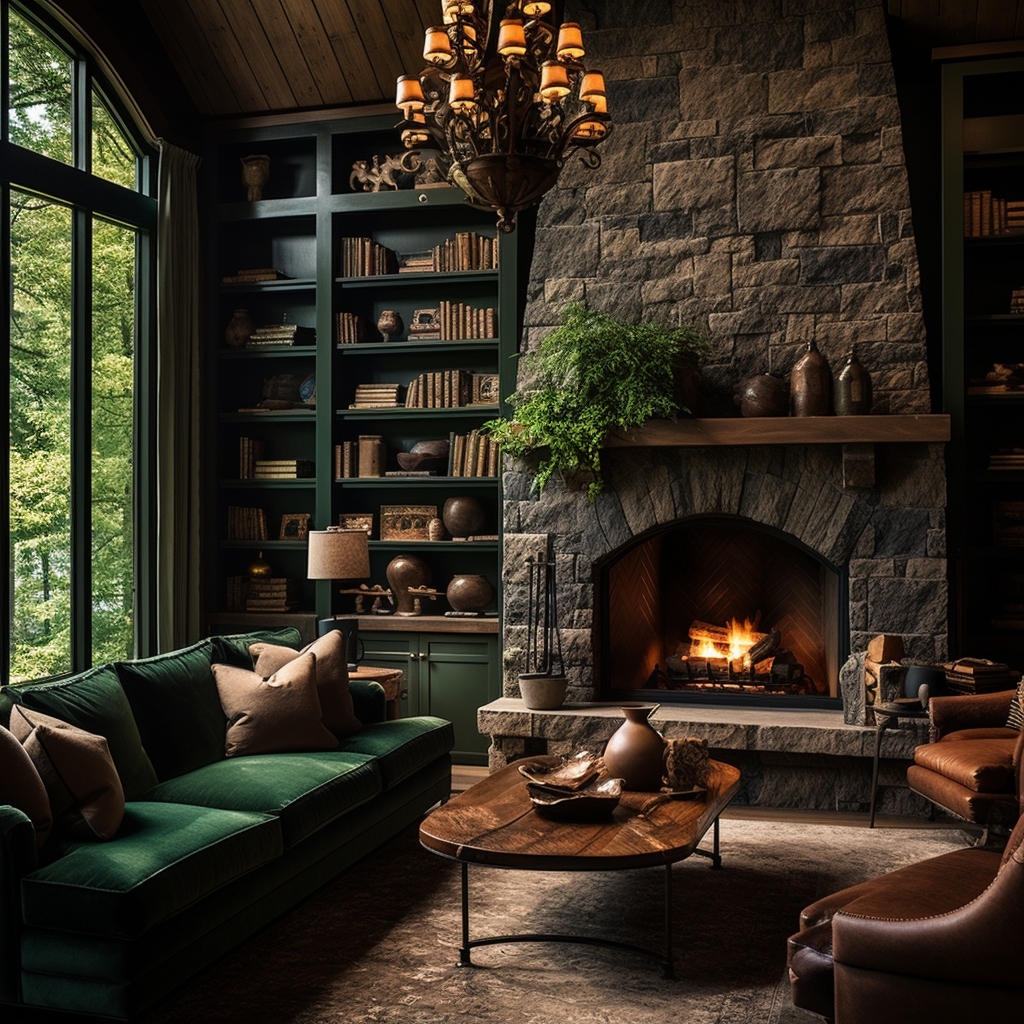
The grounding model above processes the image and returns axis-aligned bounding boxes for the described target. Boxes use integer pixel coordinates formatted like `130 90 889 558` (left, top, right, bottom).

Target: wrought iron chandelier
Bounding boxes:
396 1 612 232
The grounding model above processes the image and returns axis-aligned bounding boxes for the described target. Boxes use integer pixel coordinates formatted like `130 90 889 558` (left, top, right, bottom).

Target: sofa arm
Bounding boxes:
350 679 386 724
928 690 1016 740
0 805 38 1002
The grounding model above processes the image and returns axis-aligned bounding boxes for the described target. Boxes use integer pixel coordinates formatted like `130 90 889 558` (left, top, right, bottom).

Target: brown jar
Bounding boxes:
834 350 873 415
790 340 832 417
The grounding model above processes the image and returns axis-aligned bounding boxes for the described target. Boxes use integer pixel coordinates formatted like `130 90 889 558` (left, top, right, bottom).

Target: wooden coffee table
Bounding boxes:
419 754 741 977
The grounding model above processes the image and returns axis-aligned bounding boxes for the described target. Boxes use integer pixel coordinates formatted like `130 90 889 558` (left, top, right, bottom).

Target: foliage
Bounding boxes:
7 9 138 681
484 302 712 500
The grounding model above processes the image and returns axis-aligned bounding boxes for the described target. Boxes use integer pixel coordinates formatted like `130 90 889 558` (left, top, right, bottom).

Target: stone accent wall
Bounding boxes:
501 1 946 717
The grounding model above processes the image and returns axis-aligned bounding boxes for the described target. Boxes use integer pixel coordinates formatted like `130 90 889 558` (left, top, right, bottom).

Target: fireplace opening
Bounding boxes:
594 515 847 707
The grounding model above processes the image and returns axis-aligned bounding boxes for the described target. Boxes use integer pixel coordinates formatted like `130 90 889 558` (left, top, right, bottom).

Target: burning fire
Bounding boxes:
691 617 763 666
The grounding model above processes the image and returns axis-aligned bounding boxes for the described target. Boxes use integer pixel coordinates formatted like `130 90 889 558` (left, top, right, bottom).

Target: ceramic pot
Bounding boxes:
834 350 873 415
225 308 256 348
518 673 567 710
442 495 486 538
377 310 403 342
602 704 666 792
385 553 431 616
446 573 493 613
240 154 270 201
790 340 832 416
735 374 789 417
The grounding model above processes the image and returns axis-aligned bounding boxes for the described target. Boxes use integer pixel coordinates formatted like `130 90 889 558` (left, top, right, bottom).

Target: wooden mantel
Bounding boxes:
605 414 950 447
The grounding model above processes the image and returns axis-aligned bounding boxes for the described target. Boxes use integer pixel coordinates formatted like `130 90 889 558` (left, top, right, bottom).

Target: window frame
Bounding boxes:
2 0 158 685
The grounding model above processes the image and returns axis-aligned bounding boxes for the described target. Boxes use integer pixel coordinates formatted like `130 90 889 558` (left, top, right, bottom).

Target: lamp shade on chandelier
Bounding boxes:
396 1 612 232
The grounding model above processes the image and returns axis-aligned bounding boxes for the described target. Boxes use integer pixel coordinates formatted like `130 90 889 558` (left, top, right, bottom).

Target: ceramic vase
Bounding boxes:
602 704 666 792
446 573 493 613
442 495 486 538
518 673 567 710
385 553 431 616
240 154 270 201
377 310 403 342
225 308 256 348
735 373 789 417
790 340 832 416
834 350 873 415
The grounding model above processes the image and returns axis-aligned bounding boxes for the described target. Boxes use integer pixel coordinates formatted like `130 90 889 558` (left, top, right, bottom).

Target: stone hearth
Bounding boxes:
486 2 946 811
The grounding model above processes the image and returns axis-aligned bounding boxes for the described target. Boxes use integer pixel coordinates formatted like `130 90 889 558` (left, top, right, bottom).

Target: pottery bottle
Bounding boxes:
790 340 832 417
834 349 872 415
602 705 666 792
225 308 256 348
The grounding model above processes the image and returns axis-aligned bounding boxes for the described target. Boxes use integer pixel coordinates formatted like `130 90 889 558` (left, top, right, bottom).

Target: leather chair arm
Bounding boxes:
928 690 1015 740
832 836 1024 988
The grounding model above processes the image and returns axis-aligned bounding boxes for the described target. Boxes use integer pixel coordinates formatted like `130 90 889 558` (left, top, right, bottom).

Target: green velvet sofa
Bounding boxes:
0 629 454 1021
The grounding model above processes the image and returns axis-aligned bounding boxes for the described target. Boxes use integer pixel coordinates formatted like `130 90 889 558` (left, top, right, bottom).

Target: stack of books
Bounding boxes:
338 237 398 277
405 369 471 408
397 250 435 274
350 383 404 408
246 323 314 347
988 449 1024 471
221 267 288 283
941 658 1019 694
335 312 381 344
239 437 266 479
252 459 314 479
226 506 268 540
245 577 301 613
438 300 496 340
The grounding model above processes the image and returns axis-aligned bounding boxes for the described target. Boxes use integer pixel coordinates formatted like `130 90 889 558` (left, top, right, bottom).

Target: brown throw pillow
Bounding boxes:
0 723 53 846
249 630 361 736
9 706 125 841
213 651 339 758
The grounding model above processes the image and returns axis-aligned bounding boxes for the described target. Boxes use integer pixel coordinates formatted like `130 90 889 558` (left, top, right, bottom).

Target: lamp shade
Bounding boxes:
307 529 370 580
497 19 527 56
424 25 453 65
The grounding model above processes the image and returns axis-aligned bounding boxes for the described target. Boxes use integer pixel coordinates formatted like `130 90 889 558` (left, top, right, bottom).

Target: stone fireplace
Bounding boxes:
480 1 948 813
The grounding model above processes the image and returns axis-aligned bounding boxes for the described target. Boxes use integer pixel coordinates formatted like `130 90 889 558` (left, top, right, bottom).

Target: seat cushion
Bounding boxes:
338 717 454 790
20 801 281 940
7 665 158 800
141 751 381 847
913 736 1017 793
115 640 226 781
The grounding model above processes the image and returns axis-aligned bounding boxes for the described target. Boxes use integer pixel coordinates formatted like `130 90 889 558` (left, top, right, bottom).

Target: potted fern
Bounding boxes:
485 301 712 499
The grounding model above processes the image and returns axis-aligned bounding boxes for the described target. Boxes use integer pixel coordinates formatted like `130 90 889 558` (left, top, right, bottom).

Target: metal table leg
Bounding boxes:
869 715 894 828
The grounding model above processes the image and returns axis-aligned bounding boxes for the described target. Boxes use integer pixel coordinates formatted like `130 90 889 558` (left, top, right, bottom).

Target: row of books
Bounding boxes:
253 459 314 479
227 506 269 540
247 323 315 347
1011 287 1024 314
339 236 398 278
398 232 499 273
239 437 267 479
448 428 500 477
963 191 1024 236
438 300 496 340
335 312 381 344
404 369 475 409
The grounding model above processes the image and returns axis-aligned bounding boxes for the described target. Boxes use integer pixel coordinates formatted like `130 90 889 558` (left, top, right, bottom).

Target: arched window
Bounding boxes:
3 1 157 683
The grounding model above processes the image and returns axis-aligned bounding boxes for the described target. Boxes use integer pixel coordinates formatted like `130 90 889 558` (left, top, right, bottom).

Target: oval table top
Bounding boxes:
420 754 741 872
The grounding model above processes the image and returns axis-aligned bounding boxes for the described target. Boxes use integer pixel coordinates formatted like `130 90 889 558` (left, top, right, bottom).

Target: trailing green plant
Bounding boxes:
484 301 712 500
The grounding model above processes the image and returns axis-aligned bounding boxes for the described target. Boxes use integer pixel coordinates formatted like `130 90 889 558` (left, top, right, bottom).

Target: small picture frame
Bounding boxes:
339 512 374 536
279 513 312 540
472 372 500 405
380 504 437 542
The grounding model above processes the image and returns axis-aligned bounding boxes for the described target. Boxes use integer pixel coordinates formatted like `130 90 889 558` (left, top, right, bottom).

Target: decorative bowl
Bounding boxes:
526 777 623 821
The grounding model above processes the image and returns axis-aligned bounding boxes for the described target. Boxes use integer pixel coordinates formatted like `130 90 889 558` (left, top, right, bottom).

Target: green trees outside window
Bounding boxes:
4 3 155 683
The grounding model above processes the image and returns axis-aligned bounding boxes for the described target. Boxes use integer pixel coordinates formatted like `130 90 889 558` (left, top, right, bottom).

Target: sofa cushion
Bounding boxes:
9 706 124 841
115 639 225 781
213 628 303 668
250 630 361 737
7 665 157 800
213 653 338 757
0 723 52 846
913 736 1017 793
142 751 381 847
338 717 454 790
20 801 282 940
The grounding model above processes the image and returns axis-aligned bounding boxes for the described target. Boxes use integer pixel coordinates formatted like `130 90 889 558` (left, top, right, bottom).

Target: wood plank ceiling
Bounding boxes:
137 1 1024 122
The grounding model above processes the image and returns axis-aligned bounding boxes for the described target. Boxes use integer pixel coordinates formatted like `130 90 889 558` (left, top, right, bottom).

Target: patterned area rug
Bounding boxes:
148 818 969 1024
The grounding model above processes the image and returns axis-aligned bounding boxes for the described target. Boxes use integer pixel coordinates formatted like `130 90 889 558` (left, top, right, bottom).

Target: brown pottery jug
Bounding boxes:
790 340 832 416
602 704 666 792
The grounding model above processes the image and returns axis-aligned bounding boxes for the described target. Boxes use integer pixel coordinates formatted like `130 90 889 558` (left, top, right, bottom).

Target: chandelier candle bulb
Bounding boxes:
497 19 527 56
520 1 552 16
556 22 585 60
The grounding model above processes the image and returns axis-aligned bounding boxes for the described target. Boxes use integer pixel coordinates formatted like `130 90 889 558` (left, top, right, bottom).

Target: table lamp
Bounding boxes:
307 528 371 667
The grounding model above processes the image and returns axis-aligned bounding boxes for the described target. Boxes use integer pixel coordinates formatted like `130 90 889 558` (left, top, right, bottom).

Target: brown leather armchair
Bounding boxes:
787 732 1024 1023
906 689 1019 832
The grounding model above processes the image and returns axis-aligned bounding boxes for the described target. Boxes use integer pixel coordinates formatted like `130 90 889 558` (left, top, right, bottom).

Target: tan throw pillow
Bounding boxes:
249 630 361 736
9 706 125 841
0 723 53 846
213 651 339 758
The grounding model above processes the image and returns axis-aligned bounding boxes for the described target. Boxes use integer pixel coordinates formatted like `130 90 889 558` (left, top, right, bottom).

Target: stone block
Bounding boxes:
737 168 821 233
543 278 586 306
528 226 601 280
849 557 895 578
878 453 946 509
671 118 718 138
768 68 859 114
870 509 930 557
734 283 841 313
841 132 882 165
679 66 768 120
583 182 652 219
608 75 679 126
821 164 907 217
842 443 875 489
800 245 885 284
820 214 880 245
804 41 832 68
653 155 735 212
840 281 911 317
906 558 946 580
712 19 803 72
868 578 947 636
692 252 733 297
732 259 801 288
804 10 856 44
885 311 926 342
754 134 842 169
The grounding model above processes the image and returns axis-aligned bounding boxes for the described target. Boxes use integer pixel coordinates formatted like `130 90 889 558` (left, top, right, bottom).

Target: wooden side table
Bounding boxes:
350 665 404 720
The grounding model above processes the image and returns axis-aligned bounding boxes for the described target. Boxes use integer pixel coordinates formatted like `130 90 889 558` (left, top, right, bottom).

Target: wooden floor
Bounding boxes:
449 764 970 831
